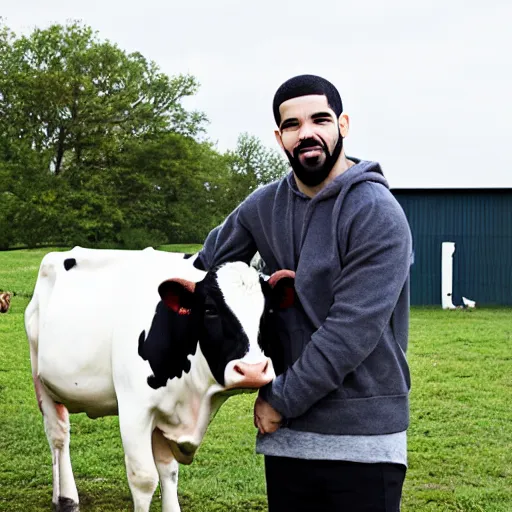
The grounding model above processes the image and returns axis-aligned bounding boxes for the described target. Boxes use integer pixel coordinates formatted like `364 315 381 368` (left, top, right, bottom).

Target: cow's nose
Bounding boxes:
225 359 275 389
234 360 268 377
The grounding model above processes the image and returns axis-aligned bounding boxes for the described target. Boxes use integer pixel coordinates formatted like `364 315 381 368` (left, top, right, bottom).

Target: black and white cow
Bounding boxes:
25 246 292 512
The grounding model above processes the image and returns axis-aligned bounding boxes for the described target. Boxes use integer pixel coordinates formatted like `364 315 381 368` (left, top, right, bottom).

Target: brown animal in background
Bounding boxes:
0 292 11 313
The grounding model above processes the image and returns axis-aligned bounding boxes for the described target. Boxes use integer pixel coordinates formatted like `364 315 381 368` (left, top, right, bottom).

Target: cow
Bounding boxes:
0 291 11 313
25 246 292 512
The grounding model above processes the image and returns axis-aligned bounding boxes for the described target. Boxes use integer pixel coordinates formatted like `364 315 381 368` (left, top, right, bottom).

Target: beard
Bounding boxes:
285 131 343 187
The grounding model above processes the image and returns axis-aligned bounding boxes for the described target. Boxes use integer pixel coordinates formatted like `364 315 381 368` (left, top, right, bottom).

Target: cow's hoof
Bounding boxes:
53 497 79 511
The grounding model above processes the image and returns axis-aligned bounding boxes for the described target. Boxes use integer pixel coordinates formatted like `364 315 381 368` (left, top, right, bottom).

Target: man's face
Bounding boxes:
275 95 346 183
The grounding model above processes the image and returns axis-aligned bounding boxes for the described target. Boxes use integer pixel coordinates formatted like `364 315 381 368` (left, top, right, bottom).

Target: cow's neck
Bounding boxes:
154 345 228 461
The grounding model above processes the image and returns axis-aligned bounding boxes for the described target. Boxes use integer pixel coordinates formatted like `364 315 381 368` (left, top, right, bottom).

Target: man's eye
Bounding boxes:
315 118 330 124
281 122 298 130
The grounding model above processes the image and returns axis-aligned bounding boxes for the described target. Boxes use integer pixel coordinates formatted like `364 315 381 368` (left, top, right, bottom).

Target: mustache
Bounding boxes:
293 137 329 158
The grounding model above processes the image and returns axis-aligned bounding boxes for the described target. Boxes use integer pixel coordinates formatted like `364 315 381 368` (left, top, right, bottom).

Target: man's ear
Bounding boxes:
339 113 350 138
158 279 196 315
274 129 285 151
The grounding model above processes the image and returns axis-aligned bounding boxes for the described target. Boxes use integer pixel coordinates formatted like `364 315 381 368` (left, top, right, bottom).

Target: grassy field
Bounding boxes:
1 247 511 511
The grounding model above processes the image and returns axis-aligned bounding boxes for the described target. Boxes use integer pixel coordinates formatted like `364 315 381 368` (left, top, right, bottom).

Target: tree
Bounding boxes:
0 22 206 176
111 133 234 244
225 133 289 209
0 22 289 249
0 21 209 247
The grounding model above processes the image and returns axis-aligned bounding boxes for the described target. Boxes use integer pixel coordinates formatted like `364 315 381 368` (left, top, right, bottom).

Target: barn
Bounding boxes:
391 188 512 306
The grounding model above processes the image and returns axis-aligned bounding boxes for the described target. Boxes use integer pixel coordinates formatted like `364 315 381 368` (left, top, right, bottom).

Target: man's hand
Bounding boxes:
254 396 283 435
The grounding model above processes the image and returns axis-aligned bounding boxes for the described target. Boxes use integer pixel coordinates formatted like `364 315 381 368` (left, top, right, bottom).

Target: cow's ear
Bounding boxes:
265 270 296 309
158 279 196 315
271 278 296 309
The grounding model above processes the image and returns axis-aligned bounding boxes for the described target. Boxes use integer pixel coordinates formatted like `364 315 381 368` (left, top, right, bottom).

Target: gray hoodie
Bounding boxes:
199 158 412 436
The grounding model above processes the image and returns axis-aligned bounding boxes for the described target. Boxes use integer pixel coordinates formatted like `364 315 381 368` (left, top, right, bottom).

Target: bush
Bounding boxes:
117 228 167 250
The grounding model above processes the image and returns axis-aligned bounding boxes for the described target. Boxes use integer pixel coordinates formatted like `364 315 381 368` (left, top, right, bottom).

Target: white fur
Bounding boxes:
216 263 266 364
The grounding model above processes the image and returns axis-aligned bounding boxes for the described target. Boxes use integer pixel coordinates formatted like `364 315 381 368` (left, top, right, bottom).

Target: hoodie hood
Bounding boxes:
286 158 389 202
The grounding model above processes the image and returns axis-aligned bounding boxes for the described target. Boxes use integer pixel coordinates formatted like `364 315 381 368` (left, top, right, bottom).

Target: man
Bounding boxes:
196 74 412 511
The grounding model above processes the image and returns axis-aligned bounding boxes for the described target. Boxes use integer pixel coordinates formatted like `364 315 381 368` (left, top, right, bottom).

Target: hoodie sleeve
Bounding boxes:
260 184 412 419
196 202 258 271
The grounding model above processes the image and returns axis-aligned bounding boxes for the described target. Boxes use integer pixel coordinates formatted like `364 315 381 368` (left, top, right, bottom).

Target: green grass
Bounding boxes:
0 247 68 297
1 248 511 511
158 244 203 255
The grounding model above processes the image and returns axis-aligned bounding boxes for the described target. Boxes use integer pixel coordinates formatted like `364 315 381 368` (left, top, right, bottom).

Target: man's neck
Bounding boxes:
295 154 355 198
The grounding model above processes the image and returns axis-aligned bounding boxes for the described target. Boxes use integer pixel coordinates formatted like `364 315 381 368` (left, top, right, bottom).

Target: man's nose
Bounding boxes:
297 122 315 141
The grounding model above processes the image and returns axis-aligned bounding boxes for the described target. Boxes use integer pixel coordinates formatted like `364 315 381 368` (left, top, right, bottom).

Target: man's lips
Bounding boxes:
299 147 323 158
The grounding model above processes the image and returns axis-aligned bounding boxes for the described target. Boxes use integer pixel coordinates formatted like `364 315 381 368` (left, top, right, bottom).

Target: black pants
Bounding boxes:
265 456 406 512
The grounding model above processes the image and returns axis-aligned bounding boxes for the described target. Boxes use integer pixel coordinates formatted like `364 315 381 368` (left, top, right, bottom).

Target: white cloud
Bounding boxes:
2 0 511 187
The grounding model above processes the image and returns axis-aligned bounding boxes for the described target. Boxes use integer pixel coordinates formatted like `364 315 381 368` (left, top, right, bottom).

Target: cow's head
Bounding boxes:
139 262 295 391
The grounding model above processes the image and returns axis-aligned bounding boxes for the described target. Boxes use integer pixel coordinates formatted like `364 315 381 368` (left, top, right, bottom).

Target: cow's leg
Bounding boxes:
28 323 79 512
33 376 79 511
152 429 181 512
118 407 159 512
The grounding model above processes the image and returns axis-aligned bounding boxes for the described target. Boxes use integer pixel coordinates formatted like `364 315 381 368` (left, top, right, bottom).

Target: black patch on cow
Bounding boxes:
258 277 297 376
53 497 79 512
138 330 146 359
138 265 253 389
63 258 77 271
195 270 250 385
183 253 194 259
138 302 199 389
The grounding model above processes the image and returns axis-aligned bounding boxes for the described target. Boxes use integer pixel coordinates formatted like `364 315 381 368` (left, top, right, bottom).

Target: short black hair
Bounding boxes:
273 74 343 126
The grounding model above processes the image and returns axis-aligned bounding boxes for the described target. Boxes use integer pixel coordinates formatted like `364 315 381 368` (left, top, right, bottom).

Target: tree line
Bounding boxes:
0 22 288 250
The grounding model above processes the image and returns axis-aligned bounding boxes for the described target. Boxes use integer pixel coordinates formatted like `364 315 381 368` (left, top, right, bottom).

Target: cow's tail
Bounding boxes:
25 293 39 351
25 252 57 351
25 292 42 410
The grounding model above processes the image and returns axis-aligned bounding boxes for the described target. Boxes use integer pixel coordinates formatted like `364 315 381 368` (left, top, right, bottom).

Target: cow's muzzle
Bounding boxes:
224 359 275 389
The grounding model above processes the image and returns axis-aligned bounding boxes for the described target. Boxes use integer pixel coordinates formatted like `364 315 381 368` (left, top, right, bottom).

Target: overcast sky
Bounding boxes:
3 0 511 188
